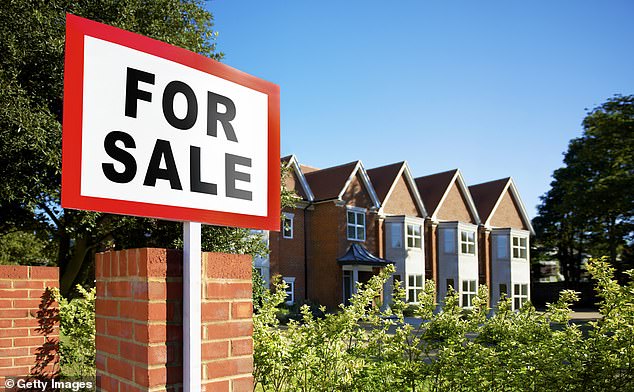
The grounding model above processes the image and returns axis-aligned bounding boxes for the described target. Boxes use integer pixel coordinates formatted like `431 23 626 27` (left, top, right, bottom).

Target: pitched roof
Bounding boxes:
282 155 315 201
469 177 535 235
304 161 359 201
414 169 459 216
469 178 511 223
337 243 393 266
366 162 405 204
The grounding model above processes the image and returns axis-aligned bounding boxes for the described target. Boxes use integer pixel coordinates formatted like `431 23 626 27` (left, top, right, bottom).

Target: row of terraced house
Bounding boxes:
254 155 534 311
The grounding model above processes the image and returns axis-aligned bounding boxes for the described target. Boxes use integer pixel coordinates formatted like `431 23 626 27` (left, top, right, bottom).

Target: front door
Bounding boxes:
343 270 353 306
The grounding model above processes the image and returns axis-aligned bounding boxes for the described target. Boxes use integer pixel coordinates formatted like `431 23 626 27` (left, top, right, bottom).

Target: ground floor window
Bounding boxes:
513 283 528 310
499 283 508 298
283 276 295 305
461 280 477 308
407 274 424 303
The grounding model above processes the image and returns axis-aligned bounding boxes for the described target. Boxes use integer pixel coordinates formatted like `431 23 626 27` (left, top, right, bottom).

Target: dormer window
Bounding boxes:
346 207 366 241
512 236 527 259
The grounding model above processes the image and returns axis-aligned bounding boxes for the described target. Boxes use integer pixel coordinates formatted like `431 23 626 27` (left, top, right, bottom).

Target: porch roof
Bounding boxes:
337 243 393 267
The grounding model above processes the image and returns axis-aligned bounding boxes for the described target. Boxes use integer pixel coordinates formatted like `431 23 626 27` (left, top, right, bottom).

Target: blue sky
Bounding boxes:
206 0 634 218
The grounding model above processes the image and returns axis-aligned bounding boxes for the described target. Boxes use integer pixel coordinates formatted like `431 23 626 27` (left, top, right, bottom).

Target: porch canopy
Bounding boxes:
337 243 393 266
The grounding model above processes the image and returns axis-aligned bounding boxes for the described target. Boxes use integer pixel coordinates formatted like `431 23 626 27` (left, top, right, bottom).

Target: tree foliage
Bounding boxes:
533 95 634 282
0 0 272 295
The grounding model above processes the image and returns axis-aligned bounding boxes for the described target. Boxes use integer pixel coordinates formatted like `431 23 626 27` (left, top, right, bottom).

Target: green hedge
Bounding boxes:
254 258 634 392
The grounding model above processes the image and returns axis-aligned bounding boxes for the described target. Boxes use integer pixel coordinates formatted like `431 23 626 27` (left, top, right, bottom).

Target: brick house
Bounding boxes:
414 169 482 308
255 155 314 304
366 162 426 303
469 178 534 310
261 156 533 311
303 160 387 309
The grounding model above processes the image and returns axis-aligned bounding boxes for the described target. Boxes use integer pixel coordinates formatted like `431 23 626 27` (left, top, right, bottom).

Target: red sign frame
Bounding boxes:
62 14 280 231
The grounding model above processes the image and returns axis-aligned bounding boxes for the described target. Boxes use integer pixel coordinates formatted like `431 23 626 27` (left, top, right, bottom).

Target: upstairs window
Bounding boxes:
282 213 294 239
460 231 476 255
512 236 527 259
496 235 509 259
347 208 366 241
407 274 424 303
390 223 403 248
407 224 422 248
442 228 456 254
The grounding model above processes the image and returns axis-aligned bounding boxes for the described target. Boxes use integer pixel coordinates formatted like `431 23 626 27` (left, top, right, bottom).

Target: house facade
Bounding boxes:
367 162 426 304
469 178 535 310
415 170 481 308
260 155 533 311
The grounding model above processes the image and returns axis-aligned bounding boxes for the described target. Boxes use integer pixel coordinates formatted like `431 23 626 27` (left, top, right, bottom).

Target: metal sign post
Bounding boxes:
183 222 201 391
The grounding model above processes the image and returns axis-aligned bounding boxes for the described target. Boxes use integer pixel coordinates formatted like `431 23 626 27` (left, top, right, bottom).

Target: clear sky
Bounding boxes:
206 0 634 218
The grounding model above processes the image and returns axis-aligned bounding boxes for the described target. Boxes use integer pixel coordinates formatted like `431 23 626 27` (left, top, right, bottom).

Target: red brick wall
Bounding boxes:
308 202 342 309
95 249 253 392
0 265 59 384
489 190 528 230
284 168 307 200
478 228 491 289
382 175 421 217
269 206 307 302
424 222 438 286
436 182 477 223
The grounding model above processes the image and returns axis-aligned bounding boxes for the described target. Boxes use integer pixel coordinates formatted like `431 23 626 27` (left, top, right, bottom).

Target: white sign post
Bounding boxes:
62 14 280 391
183 222 201 390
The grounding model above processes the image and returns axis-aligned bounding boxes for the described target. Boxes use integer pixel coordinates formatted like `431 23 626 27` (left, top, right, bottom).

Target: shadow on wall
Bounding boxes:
33 287 60 381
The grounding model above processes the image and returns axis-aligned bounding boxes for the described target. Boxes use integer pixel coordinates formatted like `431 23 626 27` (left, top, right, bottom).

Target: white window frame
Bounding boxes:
346 207 366 241
283 276 296 305
406 224 422 249
282 212 294 239
407 274 424 303
461 280 477 308
512 236 528 259
513 283 528 310
460 230 476 255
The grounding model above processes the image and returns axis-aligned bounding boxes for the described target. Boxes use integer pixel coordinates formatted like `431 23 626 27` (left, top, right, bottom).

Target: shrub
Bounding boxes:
52 285 96 379
253 258 634 391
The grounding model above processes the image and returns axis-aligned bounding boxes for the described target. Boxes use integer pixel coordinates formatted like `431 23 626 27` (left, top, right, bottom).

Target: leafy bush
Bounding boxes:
52 285 96 379
253 258 634 391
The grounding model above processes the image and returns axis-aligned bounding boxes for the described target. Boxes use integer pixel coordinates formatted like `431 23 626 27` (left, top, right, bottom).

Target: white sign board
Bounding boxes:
62 14 280 230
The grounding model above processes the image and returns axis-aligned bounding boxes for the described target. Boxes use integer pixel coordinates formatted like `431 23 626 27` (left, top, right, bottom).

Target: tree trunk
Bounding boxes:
60 236 90 296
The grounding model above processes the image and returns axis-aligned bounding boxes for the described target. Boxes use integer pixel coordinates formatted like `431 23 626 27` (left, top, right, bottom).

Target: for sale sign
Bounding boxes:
62 15 280 230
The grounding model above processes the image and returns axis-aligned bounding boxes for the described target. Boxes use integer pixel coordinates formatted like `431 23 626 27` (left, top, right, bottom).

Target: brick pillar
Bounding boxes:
95 248 253 392
0 265 59 385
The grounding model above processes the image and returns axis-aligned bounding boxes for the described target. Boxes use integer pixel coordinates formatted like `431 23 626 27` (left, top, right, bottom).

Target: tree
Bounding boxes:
533 95 634 282
0 0 270 295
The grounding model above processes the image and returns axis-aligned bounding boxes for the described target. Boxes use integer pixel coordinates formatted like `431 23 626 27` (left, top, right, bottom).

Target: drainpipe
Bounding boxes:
303 202 312 300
